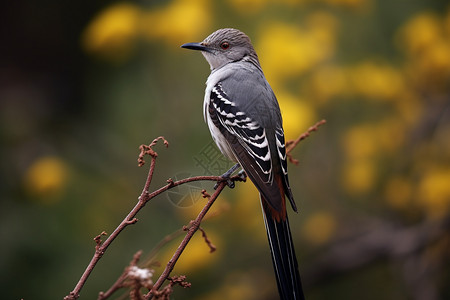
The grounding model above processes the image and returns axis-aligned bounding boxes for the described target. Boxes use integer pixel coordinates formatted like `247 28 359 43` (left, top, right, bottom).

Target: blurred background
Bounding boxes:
1 0 450 299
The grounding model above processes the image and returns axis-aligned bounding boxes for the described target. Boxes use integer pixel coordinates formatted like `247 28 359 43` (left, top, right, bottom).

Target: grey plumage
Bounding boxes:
182 28 304 300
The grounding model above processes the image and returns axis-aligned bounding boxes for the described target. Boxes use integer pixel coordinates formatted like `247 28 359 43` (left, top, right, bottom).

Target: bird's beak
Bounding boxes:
181 42 212 53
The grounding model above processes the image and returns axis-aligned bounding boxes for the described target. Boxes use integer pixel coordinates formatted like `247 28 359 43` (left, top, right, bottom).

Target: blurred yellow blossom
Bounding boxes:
199 274 255 300
140 0 211 45
302 212 337 245
175 192 231 222
343 120 405 159
23 156 68 203
305 10 339 41
342 158 376 195
397 11 450 87
397 12 443 55
374 118 406 153
277 91 317 140
320 0 370 10
393 91 423 126
277 0 306 5
342 125 378 160
226 0 270 14
159 229 221 274
445 6 450 35
257 17 337 86
384 176 412 210
81 0 211 61
415 39 450 80
417 168 450 218
197 271 274 300
234 183 267 242
81 3 141 62
307 64 349 103
349 61 405 101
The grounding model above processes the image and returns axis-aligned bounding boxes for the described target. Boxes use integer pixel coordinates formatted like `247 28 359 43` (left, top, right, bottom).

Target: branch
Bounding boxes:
286 119 327 165
65 137 167 300
144 183 227 299
97 251 148 300
64 138 245 300
64 120 326 299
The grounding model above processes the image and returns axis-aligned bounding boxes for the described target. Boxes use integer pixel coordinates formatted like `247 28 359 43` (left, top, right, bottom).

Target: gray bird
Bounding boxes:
182 28 305 300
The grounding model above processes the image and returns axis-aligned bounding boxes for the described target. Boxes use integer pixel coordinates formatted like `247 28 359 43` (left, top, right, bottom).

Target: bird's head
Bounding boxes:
181 28 259 71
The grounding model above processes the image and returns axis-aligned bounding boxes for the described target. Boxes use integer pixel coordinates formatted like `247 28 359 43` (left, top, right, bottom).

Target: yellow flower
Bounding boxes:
417 168 450 218
302 212 336 245
342 125 377 160
393 91 423 126
141 0 211 45
322 0 370 10
445 6 450 35
308 65 349 103
81 3 141 62
396 12 443 55
397 11 450 87
159 229 221 274
175 191 231 222
234 183 267 242
197 271 274 300
257 19 336 86
226 0 270 14
349 61 405 101
342 158 376 195
374 118 406 154
23 156 68 203
384 176 412 210
417 40 450 77
277 92 317 141
277 0 306 5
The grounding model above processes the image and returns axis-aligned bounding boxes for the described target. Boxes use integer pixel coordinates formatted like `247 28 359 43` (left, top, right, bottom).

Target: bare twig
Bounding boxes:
145 181 228 299
143 230 185 268
65 120 325 299
198 227 217 253
151 276 191 300
286 119 327 165
98 251 146 300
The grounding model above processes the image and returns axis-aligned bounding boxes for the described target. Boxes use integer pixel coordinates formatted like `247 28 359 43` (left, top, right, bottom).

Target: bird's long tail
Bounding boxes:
261 197 305 300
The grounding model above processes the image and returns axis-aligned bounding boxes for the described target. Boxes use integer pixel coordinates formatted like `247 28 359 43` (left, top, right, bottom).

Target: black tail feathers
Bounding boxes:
262 203 305 300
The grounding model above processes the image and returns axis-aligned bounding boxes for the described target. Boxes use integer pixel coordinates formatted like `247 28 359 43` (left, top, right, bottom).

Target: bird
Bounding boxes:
181 28 305 300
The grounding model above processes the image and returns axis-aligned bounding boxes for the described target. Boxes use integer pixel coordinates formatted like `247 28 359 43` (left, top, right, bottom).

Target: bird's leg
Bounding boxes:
214 163 241 189
237 169 246 180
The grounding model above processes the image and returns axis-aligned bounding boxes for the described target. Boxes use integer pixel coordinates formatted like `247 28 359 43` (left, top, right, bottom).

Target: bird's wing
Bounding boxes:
208 78 296 213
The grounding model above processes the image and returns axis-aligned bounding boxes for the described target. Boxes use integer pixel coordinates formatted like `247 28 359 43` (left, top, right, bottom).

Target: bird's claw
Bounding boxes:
226 179 235 188
237 169 246 181
214 177 235 190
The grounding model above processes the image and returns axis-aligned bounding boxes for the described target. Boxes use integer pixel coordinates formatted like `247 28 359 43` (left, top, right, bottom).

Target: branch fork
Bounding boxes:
64 121 325 299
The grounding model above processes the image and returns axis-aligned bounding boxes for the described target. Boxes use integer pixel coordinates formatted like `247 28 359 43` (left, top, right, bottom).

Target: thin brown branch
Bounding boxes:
138 137 169 167
65 137 167 300
64 138 244 300
198 227 217 253
65 120 320 300
143 229 185 267
151 276 191 300
145 182 228 299
286 119 327 165
98 251 145 300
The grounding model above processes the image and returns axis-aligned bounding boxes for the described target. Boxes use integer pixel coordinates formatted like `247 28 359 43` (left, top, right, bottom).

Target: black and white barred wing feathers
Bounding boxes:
211 83 272 180
208 83 295 213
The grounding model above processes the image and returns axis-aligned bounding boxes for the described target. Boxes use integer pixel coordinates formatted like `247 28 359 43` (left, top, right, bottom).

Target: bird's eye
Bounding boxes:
220 42 230 50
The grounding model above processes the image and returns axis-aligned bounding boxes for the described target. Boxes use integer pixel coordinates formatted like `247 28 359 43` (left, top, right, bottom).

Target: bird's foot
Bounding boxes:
214 163 241 189
237 169 246 181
